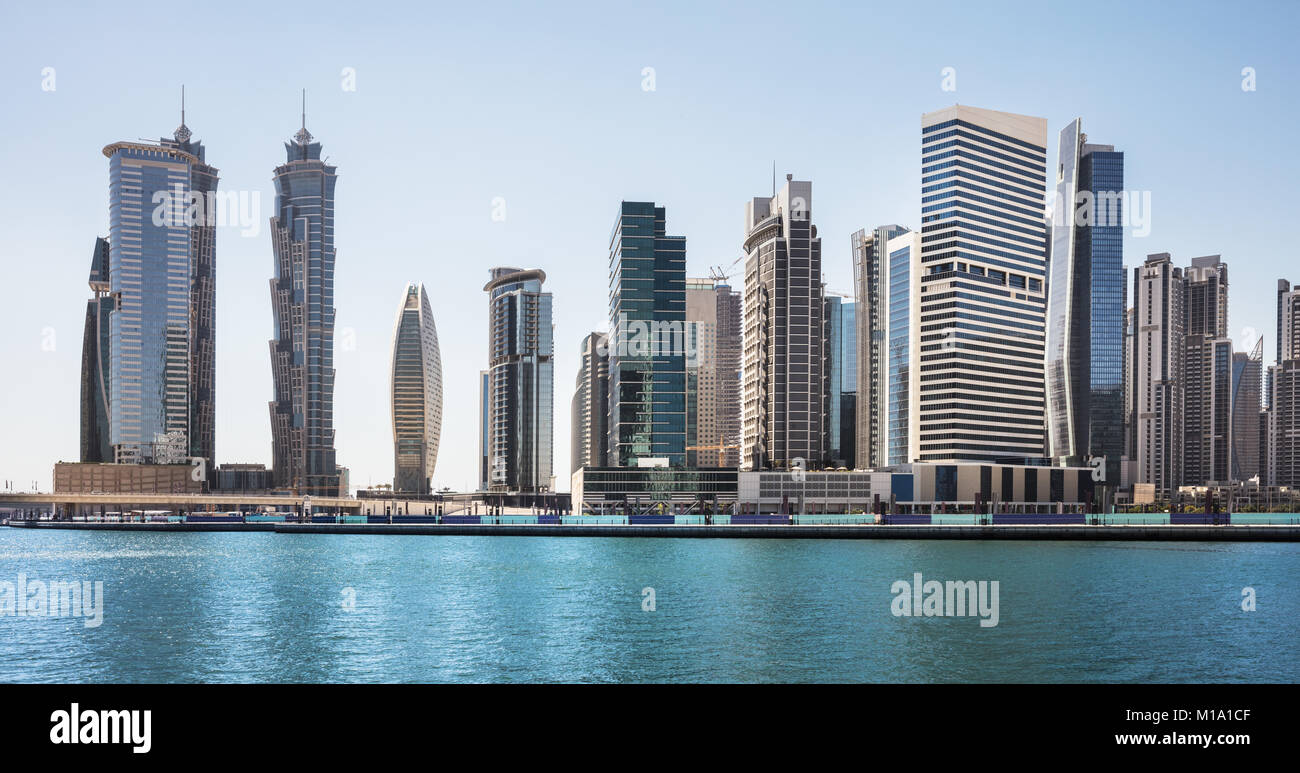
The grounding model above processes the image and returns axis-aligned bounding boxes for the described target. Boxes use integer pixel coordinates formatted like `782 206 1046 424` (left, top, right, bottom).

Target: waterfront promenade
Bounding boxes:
7 518 1300 541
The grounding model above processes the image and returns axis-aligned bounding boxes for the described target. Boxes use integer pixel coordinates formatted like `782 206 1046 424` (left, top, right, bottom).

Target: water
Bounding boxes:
0 528 1296 683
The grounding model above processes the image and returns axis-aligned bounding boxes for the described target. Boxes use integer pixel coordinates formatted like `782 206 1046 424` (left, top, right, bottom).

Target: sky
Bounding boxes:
0 0 1297 493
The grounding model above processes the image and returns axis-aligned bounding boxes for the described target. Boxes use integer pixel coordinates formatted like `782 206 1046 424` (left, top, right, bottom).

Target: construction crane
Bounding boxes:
686 442 741 467
709 255 745 284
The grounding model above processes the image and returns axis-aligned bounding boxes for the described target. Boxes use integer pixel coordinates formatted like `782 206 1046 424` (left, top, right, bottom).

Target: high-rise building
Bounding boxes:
884 231 923 466
102 126 210 465
607 202 687 467
742 175 825 471
824 296 856 467
851 224 910 469
79 237 112 464
1230 340 1263 482
685 279 741 467
916 105 1049 463
1268 281 1300 486
1045 118 1125 484
1182 256 1232 485
163 95 219 479
389 283 443 494
571 332 609 474
268 103 340 495
1133 254 1185 497
483 267 554 492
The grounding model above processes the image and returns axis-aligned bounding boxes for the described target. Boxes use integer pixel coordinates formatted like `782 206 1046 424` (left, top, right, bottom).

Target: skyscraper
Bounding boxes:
268 101 340 495
389 283 443 494
163 94 219 479
1230 340 1262 481
824 295 856 467
1268 281 1300 486
607 202 687 467
884 231 922 466
917 105 1049 463
483 267 554 492
571 332 609 473
741 175 824 471
851 224 910 469
1182 256 1232 485
1133 254 1185 497
1045 118 1125 484
685 278 741 468
79 237 112 464
102 128 209 465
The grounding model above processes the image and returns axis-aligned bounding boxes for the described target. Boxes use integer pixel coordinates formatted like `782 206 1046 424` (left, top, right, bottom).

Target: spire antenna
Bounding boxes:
173 84 192 143
293 88 314 146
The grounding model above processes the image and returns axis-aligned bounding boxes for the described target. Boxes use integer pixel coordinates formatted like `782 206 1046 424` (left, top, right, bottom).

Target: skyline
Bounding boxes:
2 1 1298 493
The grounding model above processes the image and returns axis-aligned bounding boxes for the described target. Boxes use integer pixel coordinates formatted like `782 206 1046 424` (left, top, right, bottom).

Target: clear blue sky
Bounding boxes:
1 0 1296 493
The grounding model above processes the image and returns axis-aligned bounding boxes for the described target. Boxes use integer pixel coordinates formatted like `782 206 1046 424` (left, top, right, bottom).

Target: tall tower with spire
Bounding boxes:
268 91 342 495
161 85 220 480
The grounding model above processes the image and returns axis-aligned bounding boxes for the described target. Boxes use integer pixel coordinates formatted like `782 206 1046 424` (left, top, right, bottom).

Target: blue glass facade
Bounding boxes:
608 202 687 467
824 297 856 467
887 242 913 465
1046 118 1124 485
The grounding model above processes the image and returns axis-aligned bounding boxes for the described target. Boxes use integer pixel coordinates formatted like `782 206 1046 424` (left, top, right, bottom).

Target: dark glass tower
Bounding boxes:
268 103 340 495
1046 118 1125 484
607 202 687 467
79 237 112 463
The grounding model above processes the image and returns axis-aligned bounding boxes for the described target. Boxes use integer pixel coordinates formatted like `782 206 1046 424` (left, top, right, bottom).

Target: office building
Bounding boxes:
483 267 554 492
607 202 687 467
824 295 856 467
1132 254 1186 496
389 283 443 494
685 278 741 467
571 332 609 473
741 174 825 471
1230 341 1262 481
79 237 112 464
851 224 910 468
1045 118 1125 485
916 105 1050 463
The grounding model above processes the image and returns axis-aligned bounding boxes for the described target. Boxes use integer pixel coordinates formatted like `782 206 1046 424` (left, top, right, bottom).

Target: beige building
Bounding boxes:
54 462 202 495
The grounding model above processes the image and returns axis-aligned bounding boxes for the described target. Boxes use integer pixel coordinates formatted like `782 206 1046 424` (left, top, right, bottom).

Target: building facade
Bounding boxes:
571 332 610 474
267 112 341 495
102 135 205 466
916 105 1050 463
1133 253 1186 497
1230 341 1262 482
483 267 554 492
80 237 113 464
607 202 687 467
389 283 443 494
741 175 825 471
1182 256 1232 485
1268 282 1300 486
824 296 856 467
851 224 910 468
1045 118 1125 485
685 279 741 468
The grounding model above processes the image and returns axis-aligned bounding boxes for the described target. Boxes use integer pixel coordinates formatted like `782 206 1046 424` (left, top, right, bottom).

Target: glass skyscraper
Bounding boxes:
851 224 910 469
102 131 208 465
607 202 687 467
483 267 554 492
1045 118 1125 485
268 110 340 495
824 296 856 467
79 237 112 464
389 283 443 494
917 105 1049 463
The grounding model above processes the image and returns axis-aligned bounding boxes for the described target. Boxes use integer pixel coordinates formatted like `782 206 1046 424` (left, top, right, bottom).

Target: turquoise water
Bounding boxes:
0 528 1296 683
